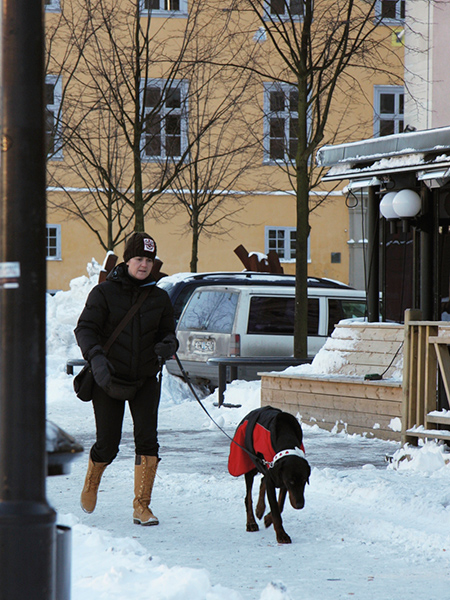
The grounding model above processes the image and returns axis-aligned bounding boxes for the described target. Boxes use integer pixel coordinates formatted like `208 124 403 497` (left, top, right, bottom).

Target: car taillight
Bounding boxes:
229 334 240 356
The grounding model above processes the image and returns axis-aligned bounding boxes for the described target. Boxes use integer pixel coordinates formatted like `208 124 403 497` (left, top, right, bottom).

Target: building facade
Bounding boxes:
44 0 404 291
404 0 450 131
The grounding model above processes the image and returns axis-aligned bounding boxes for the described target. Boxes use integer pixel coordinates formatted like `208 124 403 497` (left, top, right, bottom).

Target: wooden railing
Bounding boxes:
402 310 450 444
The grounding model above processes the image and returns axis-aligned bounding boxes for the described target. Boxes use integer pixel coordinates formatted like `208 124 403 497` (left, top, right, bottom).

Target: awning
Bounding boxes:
317 126 450 186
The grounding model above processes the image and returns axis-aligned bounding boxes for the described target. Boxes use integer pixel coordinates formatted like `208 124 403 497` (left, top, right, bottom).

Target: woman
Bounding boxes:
75 232 178 525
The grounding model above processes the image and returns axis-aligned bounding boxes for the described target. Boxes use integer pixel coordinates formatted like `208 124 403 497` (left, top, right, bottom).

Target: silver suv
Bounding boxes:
166 283 367 386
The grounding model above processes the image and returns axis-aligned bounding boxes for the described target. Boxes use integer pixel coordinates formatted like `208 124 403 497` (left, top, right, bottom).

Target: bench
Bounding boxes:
66 358 87 374
260 322 405 441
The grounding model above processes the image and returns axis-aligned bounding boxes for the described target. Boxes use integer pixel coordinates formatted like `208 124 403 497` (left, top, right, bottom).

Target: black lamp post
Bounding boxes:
0 0 57 598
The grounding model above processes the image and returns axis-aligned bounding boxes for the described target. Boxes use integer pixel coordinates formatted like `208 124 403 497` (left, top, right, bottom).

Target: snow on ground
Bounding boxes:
46 262 450 600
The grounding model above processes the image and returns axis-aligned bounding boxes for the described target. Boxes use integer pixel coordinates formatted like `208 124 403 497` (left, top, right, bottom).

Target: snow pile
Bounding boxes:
388 440 450 473
278 322 403 380
46 258 100 375
278 326 355 377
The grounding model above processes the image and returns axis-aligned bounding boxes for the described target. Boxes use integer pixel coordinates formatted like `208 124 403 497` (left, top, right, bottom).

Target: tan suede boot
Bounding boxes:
133 455 159 526
80 456 108 514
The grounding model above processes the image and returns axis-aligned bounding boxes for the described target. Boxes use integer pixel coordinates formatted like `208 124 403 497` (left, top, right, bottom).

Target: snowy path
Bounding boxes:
47 392 450 600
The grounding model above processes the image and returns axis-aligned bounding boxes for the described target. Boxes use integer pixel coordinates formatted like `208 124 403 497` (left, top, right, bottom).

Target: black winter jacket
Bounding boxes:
74 263 177 381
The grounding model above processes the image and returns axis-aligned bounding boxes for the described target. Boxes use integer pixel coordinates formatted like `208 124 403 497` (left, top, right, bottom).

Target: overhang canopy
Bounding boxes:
317 126 450 184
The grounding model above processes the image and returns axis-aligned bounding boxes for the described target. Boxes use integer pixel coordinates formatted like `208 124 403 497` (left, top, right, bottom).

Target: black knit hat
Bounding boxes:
123 232 157 262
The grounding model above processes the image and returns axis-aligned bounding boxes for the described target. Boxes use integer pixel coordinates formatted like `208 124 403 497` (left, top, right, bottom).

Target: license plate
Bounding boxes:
192 338 215 353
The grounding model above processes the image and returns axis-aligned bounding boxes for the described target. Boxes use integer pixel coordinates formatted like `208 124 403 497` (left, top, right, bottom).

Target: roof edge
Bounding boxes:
317 126 450 168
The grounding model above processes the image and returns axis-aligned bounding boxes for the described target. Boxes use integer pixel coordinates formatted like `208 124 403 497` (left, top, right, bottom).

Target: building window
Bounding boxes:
264 83 299 162
45 75 62 158
44 0 60 11
46 225 61 260
374 85 404 137
265 226 310 262
375 0 405 24
142 80 188 160
140 0 188 15
264 0 305 20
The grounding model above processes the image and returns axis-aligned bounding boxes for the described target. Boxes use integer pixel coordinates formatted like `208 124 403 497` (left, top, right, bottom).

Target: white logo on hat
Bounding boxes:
143 238 155 253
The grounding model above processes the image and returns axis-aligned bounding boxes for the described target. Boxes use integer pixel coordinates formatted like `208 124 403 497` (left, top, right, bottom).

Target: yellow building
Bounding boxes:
44 0 404 291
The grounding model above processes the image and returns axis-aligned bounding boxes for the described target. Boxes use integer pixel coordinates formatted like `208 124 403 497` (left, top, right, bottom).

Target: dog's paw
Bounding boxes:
246 522 259 532
276 531 292 544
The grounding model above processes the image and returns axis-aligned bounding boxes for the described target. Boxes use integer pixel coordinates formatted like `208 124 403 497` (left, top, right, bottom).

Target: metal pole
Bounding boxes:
380 215 386 322
367 187 380 322
419 186 433 320
0 0 56 598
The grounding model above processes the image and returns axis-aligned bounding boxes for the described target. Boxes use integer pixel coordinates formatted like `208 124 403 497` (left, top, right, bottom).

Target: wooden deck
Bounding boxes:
261 315 450 444
260 322 404 441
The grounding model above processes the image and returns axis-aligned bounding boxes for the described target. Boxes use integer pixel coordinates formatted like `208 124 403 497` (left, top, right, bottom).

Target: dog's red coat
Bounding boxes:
228 420 276 477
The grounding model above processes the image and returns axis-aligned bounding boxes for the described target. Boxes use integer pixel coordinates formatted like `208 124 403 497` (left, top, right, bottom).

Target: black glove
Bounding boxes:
154 339 177 360
90 353 115 389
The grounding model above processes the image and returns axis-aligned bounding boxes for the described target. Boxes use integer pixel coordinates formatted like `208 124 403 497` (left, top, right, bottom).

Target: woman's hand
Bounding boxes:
154 338 177 360
90 353 115 389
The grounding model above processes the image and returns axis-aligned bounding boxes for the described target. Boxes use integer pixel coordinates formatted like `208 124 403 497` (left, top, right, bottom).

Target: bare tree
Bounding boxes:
222 0 403 357
47 102 134 251
165 31 260 272
46 2 135 251
47 0 198 249
46 0 263 257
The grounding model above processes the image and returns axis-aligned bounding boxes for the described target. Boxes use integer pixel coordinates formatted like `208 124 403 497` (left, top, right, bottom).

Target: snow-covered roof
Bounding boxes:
317 126 450 183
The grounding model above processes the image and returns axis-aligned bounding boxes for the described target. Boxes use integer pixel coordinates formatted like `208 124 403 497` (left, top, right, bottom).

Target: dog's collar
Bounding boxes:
265 447 306 469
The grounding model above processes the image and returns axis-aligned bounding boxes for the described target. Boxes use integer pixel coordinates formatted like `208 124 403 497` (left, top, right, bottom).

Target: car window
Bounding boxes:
178 290 238 333
171 284 197 323
308 298 319 335
328 298 367 335
247 296 320 336
247 296 295 335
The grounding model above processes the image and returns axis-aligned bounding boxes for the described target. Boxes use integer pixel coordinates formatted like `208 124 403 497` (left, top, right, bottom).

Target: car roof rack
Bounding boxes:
186 271 353 289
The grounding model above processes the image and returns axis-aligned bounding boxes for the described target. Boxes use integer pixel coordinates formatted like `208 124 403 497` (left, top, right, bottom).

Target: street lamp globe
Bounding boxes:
392 189 421 218
379 191 398 219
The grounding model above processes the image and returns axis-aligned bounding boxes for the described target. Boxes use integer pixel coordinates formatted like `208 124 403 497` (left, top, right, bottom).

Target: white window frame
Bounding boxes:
139 0 188 17
44 0 60 12
265 226 310 263
373 85 404 137
263 82 300 164
141 78 188 162
46 225 62 261
375 0 405 25
46 75 63 159
263 0 306 22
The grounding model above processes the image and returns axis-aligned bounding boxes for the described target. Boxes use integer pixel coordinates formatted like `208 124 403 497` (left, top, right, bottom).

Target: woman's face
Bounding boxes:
126 256 154 280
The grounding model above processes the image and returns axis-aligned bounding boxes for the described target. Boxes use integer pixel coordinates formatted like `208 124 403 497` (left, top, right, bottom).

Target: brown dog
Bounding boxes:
228 406 311 544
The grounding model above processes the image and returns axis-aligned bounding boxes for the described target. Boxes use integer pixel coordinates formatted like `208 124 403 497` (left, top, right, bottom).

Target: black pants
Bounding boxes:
90 376 160 464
